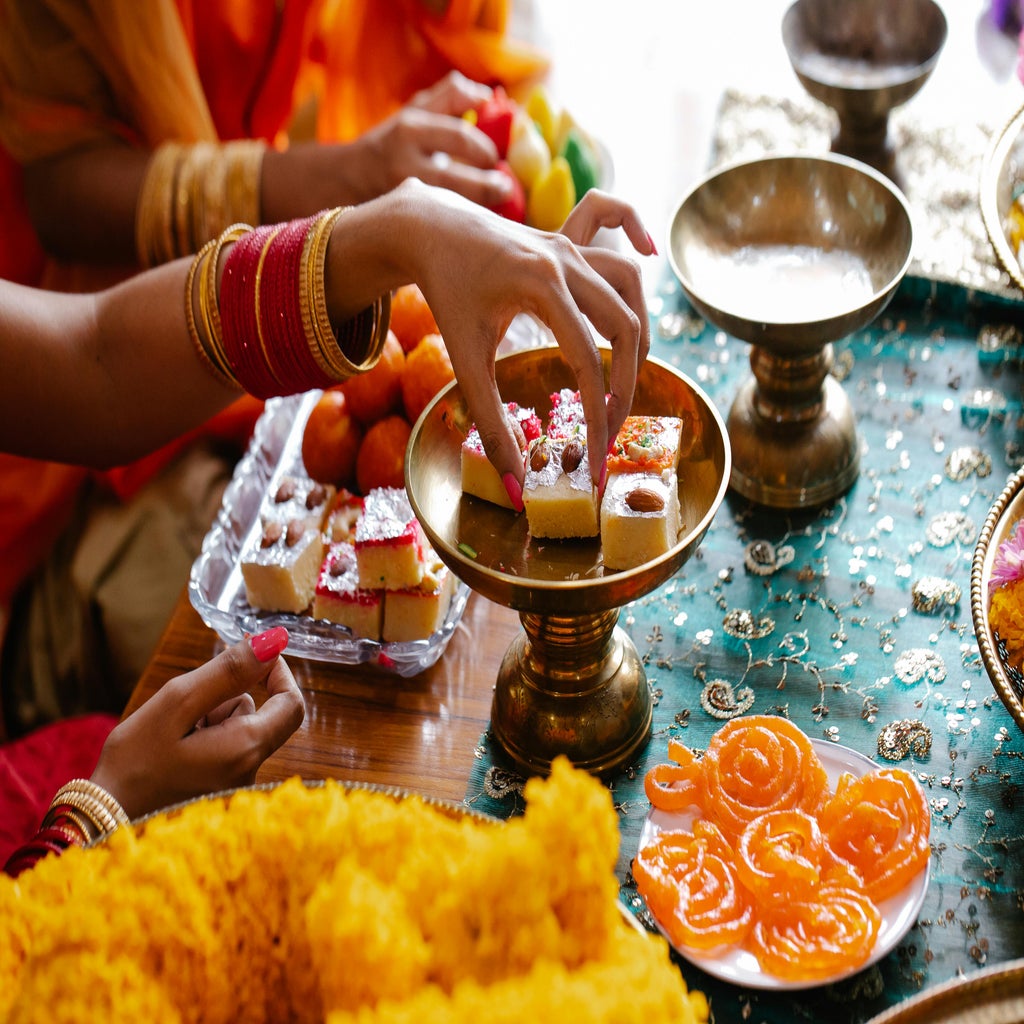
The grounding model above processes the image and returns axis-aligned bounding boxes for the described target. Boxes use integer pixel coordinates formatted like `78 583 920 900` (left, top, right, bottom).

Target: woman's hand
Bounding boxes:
396 184 654 506
268 71 514 217
89 627 304 820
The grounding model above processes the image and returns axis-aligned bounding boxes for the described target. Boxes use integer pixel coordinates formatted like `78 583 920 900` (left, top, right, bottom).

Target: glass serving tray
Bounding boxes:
188 391 470 676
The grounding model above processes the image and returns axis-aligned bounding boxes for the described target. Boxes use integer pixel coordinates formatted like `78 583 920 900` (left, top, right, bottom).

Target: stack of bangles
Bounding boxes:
4 779 131 877
186 207 391 398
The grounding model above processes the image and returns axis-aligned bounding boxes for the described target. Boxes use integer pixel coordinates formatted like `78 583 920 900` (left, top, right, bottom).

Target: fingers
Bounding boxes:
409 70 493 116
159 631 287 733
424 152 516 211
573 246 650 440
560 190 657 255
198 692 257 729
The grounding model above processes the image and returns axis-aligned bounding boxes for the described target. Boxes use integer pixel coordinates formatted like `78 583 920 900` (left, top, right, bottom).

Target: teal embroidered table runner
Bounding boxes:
465 272 1024 1023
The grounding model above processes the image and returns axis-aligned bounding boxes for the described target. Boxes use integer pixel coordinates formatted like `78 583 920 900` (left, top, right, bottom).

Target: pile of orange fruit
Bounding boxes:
637 716 931 982
301 284 455 494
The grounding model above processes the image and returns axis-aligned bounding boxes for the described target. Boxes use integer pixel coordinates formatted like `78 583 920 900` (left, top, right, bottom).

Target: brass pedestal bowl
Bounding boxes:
405 346 730 779
669 153 913 510
782 0 947 187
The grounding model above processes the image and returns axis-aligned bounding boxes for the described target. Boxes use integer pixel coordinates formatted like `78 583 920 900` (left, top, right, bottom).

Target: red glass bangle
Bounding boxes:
259 214 335 392
221 223 284 399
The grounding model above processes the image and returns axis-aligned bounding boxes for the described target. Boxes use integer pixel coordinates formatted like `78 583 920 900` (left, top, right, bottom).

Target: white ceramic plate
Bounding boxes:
637 738 931 991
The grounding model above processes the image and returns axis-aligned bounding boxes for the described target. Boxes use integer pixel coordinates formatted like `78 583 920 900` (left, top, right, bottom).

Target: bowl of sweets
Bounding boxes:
970 464 1024 733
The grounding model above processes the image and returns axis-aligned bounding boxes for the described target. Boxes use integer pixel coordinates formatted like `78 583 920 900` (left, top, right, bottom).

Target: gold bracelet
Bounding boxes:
224 139 267 228
136 141 183 268
200 223 250 389
300 207 347 381
53 778 130 825
46 779 129 840
41 804 94 845
185 239 234 388
186 141 217 253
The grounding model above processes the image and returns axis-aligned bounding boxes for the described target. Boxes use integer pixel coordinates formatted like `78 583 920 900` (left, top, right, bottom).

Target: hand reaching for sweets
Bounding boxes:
89 628 305 821
329 180 655 508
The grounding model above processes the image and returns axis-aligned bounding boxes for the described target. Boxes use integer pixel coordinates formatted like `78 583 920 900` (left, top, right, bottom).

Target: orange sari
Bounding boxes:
0 0 546 604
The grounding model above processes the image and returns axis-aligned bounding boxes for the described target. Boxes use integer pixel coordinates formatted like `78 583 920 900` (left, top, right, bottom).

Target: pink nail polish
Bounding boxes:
598 459 608 496
251 626 289 662
502 472 524 512
646 231 659 256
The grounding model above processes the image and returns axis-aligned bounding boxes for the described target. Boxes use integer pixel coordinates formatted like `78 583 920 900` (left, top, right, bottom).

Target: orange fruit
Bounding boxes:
356 414 412 493
401 333 455 424
389 284 439 354
340 330 405 425
301 388 363 487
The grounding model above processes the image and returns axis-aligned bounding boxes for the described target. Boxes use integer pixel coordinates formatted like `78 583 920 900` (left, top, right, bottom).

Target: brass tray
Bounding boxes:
867 957 1024 1023
970 464 1024 733
979 100 1024 295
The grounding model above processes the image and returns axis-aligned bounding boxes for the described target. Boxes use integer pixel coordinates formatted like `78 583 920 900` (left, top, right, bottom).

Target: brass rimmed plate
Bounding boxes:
866 956 1024 1023
970 465 1024 734
980 101 1024 295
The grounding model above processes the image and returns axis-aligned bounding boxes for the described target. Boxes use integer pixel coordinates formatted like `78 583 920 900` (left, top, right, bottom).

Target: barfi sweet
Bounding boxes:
240 473 335 614
382 547 457 642
311 541 383 639
522 434 599 539
601 416 684 570
461 401 542 509
355 486 428 590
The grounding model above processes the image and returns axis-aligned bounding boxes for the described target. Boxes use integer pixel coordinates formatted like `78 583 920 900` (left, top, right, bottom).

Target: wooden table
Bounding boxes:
124 590 520 803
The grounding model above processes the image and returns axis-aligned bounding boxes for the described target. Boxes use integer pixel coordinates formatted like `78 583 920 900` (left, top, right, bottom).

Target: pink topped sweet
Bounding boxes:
312 541 383 639
355 487 428 590
547 388 587 440
461 401 542 509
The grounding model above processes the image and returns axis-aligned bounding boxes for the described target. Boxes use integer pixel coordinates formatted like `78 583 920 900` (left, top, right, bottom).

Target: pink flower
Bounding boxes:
991 517 1024 591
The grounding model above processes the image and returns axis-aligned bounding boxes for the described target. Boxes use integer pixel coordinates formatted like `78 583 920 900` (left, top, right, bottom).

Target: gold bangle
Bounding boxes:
201 223 250 389
224 139 267 228
50 779 130 832
300 207 347 380
186 141 217 252
136 142 183 268
46 788 120 839
53 778 130 824
185 239 235 388
41 804 95 845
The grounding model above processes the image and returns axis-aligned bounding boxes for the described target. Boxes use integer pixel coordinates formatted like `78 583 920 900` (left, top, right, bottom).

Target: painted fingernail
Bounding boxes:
251 626 289 662
599 459 608 495
646 231 659 255
503 472 524 512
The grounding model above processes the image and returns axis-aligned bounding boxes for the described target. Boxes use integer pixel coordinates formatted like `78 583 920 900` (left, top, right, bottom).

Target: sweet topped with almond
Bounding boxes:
459 394 686 568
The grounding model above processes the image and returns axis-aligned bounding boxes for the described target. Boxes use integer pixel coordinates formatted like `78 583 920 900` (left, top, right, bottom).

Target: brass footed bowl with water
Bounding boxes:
669 152 913 510
405 345 730 779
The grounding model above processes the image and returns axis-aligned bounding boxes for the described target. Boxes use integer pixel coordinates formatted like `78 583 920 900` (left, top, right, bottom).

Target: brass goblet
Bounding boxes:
669 153 913 510
782 0 947 187
405 346 730 779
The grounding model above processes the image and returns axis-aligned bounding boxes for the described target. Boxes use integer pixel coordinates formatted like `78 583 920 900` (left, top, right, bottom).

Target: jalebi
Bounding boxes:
734 809 826 904
818 766 931 903
699 715 830 839
747 883 881 982
638 717 931 983
634 822 753 953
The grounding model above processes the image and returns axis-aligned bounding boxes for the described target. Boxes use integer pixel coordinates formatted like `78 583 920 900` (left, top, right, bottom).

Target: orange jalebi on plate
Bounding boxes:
637 716 931 985
748 883 882 982
818 766 931 903
633 821 753 953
